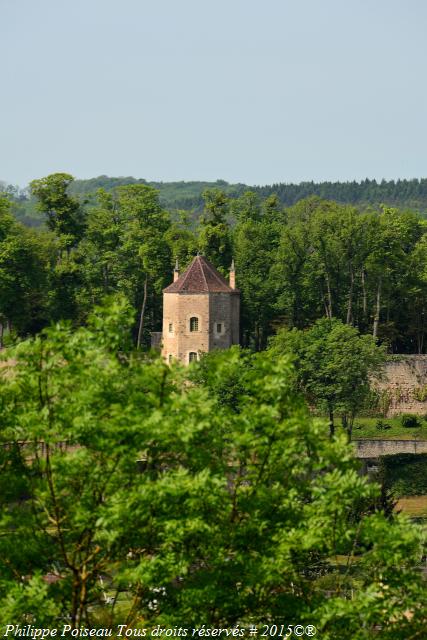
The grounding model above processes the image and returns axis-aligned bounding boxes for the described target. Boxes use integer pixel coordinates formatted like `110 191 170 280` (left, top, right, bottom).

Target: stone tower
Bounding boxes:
161 255 240 364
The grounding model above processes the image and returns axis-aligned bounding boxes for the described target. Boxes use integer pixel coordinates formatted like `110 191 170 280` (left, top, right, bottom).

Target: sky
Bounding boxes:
1 0 427 187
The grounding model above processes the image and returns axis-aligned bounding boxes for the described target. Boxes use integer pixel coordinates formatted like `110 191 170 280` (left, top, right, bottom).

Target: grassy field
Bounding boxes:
351 416 427 440
396 495 427 517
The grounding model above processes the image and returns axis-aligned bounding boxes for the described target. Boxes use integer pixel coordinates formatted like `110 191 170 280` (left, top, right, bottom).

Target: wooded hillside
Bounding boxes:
3 176 427 227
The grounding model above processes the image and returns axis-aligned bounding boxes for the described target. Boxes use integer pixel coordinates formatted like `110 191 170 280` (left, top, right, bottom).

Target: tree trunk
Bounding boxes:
325 273 333 318
0 322 3 349
76 571 88 627
102 264 109 292
361 269 367 318
417 323 424 354
346 266 354 324
71 574 79 626
342 413 354 442
348 412 355 443
329 407 335 438
137 275 148 350
373 277 382 339
319 283 329 319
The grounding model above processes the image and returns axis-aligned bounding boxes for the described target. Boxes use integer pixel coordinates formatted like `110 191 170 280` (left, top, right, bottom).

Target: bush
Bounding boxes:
379 454 427 497
376 419 391 431
401 414 422 428
413 385 427 402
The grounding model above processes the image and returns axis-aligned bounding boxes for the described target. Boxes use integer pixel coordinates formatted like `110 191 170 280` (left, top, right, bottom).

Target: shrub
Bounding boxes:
413 385 427 402
379 454 427 497
401 414 422 428
376 419 391 431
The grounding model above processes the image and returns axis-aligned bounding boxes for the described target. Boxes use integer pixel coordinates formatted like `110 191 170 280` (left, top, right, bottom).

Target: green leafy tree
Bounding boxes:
189 345 254 412
233 202 278 349
0 194 17 240
230 190 262 223
269 318 386 438
271 197 426 353
0 309 425 636
30 173 86 250
164 213 198 270
365 207 423 340
272 198 348 329
0 196 51 340
405 232 427 352
77 189 124 299
198 189 232 272
115 184 171 347
77 185 172 346
272 216 315 328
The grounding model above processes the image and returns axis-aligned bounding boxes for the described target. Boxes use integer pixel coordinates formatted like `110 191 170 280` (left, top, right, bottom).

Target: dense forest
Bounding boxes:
2 175 427 227
1 172 426 354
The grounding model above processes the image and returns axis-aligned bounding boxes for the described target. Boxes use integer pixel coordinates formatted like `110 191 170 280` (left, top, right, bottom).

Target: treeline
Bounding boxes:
255 177 427 210
50 175 427 213
1 173 427 353
4 175 427 227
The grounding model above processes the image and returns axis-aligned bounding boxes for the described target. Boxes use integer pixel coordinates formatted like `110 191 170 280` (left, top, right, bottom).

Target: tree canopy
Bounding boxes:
269 318 386 438
0 306 425 636
2 174 427 354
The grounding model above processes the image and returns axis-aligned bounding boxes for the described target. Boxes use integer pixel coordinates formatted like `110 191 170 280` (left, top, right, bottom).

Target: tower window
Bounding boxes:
168 354 173 363
189 317 199 332
168 323 173 333
216 323 222 333
189 352 198 363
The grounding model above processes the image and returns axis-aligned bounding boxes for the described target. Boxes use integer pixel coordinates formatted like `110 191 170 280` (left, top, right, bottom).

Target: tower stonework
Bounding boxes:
161 255 240 364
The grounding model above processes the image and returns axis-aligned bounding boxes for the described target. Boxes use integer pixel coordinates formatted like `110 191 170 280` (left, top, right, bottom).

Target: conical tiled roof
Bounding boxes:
163 255 236 293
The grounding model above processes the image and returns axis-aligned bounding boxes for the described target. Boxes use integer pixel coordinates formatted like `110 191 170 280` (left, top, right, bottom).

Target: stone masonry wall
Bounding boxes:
162 293 210 364
354 438 427 459
208 292 240 351
161 291 239 365
375 355 427 416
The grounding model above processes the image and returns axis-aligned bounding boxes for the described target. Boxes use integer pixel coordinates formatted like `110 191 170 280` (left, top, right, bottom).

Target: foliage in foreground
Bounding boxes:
0 302 425 638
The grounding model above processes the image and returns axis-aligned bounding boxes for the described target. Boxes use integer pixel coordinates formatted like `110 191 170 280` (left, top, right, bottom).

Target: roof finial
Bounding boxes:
173 257 180 282
229 258 236 289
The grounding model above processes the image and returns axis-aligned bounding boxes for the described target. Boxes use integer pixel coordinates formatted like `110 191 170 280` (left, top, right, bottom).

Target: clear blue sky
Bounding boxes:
1 0 427 187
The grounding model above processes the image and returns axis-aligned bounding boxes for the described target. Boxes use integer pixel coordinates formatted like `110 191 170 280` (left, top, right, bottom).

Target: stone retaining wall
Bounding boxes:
375 355 427 416
354 438 427 459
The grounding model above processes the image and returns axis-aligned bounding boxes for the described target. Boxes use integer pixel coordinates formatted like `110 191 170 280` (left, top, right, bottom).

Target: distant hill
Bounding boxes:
68 176 248 212
3 175 427 226
68 175 427 213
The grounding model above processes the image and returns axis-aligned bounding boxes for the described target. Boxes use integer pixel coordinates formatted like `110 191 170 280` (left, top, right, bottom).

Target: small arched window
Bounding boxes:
189 317 199 332
168 354 173 363
168 323 173 333
189 352 198 363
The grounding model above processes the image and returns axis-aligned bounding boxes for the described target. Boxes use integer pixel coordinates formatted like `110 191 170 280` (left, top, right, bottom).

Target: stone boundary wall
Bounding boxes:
354 438 427 459
375 355 427 416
